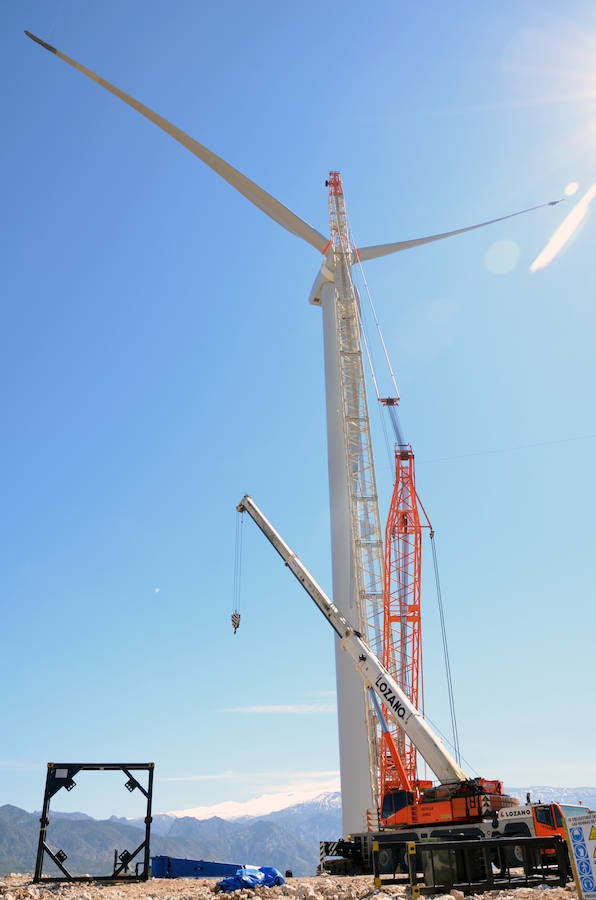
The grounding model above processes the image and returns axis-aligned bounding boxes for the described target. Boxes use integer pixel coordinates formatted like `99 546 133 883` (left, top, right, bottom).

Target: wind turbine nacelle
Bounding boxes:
308 260 334 306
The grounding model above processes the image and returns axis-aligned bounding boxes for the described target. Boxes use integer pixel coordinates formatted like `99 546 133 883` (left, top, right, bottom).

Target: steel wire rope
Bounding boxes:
345 205 462 779
353 252 401 402
344 209 400 477
422 710 478 778
232 509 244 633
429 530 461 765
352 287 395 473
423 431 596 464
352 291 395 477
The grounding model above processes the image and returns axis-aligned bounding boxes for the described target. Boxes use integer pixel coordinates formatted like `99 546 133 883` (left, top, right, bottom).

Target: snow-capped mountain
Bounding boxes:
168 789 341 823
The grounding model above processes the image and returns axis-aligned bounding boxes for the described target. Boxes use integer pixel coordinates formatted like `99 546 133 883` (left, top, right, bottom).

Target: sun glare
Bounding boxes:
502 17 596 163
530 182 596 271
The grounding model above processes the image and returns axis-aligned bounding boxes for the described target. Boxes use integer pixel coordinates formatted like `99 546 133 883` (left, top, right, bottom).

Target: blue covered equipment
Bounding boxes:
216 865 285 892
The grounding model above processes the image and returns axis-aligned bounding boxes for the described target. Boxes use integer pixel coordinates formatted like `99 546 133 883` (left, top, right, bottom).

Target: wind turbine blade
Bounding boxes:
356 200 563 262
24 31 328 254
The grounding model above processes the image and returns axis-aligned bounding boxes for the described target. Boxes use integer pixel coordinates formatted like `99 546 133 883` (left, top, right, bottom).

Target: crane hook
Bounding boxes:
232 508 244 635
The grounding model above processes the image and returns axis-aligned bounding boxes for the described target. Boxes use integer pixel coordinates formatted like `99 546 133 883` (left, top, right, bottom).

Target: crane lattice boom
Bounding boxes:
381 437 432 810
327 172 385 819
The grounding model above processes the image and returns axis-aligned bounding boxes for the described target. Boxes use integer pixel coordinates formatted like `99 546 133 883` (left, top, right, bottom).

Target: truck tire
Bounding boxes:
377 846 397 875
398 846 412 874
502 824 532 868
513 844 524 864
394 843 419 874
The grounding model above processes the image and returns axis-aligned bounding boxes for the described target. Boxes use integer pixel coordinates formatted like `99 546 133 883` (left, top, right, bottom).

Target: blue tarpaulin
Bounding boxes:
216 866 285 892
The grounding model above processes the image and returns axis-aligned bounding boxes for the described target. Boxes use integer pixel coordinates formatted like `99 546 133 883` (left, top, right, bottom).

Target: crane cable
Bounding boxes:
429 528 461 765
345 207 405 475
346 203 462 764
353 293 395 472
349 218 401 402
232 509 244 634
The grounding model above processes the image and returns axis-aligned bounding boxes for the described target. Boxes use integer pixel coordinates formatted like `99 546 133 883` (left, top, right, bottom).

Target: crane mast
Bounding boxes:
325 172 385 822
380 413 431 811
324 175 432 826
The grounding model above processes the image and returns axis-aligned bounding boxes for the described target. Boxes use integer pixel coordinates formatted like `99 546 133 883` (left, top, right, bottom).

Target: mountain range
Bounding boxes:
1 787 593 879
0 792 342 878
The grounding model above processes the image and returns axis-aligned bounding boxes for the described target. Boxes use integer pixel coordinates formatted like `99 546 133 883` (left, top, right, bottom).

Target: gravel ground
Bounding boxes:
0 873 579 900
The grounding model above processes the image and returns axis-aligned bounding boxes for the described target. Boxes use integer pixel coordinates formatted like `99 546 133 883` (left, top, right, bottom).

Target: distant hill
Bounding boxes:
1 787 594 878
506 786 596 809
0 794 342 878
0 803 211 879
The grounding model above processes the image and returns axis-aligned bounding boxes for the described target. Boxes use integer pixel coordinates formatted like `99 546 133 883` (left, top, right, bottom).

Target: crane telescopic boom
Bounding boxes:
236 494 467 786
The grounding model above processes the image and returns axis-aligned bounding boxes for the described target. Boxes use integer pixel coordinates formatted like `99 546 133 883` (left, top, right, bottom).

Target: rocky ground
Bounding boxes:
0 874 578 900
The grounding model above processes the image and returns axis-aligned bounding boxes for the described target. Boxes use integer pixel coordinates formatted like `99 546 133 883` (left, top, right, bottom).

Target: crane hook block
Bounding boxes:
231 611 241 634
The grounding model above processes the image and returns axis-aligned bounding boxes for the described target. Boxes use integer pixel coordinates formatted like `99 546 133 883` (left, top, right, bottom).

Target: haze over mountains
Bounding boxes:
0 793 343 878
165 785 595 822
0 787 593 878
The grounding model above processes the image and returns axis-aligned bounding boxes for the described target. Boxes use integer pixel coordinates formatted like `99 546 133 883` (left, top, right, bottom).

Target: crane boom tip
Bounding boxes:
24 31 58 54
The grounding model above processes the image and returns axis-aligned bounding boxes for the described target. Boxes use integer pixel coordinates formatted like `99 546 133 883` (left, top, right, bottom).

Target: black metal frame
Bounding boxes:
33 762 154 883
372 835 570 895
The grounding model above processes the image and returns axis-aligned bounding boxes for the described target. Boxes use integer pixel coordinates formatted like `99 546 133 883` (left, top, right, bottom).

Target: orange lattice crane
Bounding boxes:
379 398 433 822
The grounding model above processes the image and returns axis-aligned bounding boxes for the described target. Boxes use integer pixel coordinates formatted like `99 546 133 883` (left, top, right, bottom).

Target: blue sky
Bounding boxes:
2 1 595 821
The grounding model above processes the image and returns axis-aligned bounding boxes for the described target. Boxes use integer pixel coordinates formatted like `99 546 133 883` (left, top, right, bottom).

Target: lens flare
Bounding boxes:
484 240 520 275
530 183 596 271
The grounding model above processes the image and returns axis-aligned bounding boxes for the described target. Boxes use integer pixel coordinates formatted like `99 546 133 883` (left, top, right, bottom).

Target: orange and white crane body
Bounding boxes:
236 494 575 875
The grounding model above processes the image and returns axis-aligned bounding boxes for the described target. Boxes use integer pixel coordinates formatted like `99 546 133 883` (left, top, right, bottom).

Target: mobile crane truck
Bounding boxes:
236 494 576 876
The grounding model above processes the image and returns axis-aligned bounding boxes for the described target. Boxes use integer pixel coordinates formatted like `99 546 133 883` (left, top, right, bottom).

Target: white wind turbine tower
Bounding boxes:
25 31 560 836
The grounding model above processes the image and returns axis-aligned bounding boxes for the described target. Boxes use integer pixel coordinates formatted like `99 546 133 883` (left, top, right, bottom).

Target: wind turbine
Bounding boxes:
25 30 561 836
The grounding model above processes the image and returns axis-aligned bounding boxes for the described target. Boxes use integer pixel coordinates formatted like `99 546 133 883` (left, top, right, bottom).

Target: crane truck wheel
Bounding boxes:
502 824 532 868
377 846 397 875
505 840 533 870
397 846 409 874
